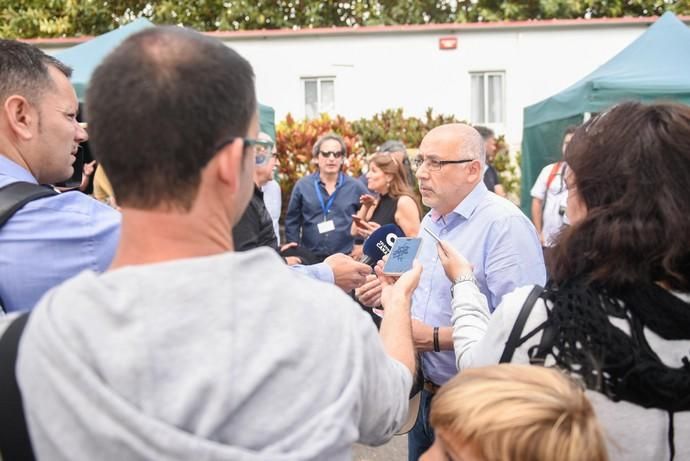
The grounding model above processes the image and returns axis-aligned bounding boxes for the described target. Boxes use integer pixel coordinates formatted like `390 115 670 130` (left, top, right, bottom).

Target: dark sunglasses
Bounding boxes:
319 151 344 159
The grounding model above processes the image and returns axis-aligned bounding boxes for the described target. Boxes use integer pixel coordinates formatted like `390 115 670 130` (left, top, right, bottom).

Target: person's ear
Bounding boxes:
466 159 483 182
4 95 35 141
216 138 246 194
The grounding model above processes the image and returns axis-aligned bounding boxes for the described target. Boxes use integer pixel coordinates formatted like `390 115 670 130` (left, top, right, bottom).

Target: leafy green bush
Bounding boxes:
275 109 522 213
351 107 459 153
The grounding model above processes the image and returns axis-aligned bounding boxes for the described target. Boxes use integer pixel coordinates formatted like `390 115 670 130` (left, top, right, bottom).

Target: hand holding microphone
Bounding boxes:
359 224 405 267
355 274 382 307
355 224 412 307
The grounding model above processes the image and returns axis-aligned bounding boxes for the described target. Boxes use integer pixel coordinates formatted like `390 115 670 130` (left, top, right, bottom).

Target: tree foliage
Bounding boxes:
3 0 690 38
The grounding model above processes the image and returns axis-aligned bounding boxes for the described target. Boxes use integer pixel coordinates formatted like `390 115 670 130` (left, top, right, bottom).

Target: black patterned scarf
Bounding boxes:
524 281 690 460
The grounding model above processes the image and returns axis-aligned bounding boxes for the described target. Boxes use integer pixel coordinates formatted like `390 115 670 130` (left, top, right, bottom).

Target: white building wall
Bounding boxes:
220 24 646 149
41 22 652 149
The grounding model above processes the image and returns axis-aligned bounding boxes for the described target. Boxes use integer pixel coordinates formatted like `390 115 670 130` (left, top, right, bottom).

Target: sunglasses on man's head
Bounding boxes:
319 151 344 159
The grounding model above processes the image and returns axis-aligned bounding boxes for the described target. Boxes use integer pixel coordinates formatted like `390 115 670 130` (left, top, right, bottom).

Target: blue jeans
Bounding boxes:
407 389 435 460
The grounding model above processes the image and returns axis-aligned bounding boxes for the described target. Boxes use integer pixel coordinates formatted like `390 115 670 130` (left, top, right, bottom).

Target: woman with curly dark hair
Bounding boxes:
434 102 690 461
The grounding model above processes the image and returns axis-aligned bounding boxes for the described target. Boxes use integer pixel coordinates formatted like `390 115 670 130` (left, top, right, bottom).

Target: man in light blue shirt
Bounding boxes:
408 124 545 458
357 123 545 459
0 40 121 313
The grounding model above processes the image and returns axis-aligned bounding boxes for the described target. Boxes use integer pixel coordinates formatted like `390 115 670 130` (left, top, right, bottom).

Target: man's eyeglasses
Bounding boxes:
412 156 475 172
319 151 344 159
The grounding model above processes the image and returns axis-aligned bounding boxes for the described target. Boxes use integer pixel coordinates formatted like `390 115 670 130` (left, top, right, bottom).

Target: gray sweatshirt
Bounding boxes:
16 248 412 460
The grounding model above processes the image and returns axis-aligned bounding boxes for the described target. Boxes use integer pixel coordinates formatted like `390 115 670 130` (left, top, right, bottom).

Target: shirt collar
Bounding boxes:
431 181 488 223
0 155 38 184
315 171 342 186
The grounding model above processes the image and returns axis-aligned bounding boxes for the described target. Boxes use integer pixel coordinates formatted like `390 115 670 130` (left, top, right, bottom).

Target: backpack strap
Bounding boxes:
0 182 57 312
0 312 35 461
500 285 544 363
0 182 58 228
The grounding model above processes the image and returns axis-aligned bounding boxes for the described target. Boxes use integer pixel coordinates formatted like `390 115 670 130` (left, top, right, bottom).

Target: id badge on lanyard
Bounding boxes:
317 220 335 234
314 174 341 234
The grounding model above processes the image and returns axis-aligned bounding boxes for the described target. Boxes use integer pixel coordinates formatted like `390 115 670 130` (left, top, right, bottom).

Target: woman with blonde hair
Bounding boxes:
421 364 608 461
351 151 421 238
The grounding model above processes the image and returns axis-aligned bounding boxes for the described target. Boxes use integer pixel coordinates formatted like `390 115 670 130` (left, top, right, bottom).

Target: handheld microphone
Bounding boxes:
360 224 405 267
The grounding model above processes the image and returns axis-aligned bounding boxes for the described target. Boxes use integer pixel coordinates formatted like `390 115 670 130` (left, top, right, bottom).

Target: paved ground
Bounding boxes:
353 435 408 460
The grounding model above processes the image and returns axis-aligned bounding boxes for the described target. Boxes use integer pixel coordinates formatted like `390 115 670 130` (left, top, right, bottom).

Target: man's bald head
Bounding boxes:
420 123 485 169
416 123 487 215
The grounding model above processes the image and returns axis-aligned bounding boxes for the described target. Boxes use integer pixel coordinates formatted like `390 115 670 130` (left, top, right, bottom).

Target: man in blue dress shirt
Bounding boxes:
285 133 368 262
0 40 120 312
409 123 545 458
356 123 545 459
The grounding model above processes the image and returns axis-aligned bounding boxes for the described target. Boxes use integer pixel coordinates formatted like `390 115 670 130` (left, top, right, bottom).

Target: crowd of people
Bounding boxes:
0 24 688 461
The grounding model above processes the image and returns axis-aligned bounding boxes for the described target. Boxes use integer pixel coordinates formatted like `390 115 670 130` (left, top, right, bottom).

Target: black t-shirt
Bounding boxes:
370 194 398 227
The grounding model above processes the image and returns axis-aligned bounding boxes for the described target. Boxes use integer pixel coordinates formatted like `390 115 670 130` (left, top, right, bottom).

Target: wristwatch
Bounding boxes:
451 272 477 297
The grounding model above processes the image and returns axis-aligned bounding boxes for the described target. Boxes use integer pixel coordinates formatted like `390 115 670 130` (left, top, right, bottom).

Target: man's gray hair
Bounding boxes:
0 39 72 104
473 125 495 141
377 140 407 156
312 133 347 157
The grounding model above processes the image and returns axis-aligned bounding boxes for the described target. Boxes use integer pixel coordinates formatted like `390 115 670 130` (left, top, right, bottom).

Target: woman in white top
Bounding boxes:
433 102 690 461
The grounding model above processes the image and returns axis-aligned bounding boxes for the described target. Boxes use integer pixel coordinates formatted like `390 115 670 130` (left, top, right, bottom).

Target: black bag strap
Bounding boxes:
500 285 544 363
0 181 57 228
0 312 35 461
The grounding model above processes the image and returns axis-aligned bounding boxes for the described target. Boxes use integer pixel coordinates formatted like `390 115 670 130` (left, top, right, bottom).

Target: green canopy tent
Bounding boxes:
55 19 275 139
520 11 690 214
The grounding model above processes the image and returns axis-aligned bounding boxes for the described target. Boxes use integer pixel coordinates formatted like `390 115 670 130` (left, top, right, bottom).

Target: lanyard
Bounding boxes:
313 173 343 220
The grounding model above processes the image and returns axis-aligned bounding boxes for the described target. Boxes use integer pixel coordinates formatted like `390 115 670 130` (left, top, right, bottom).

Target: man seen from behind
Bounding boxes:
16 27 417 461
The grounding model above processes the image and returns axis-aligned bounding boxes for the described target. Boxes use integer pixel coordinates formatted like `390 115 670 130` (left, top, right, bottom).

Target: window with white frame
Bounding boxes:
303 77 335 118
470 71 505 125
